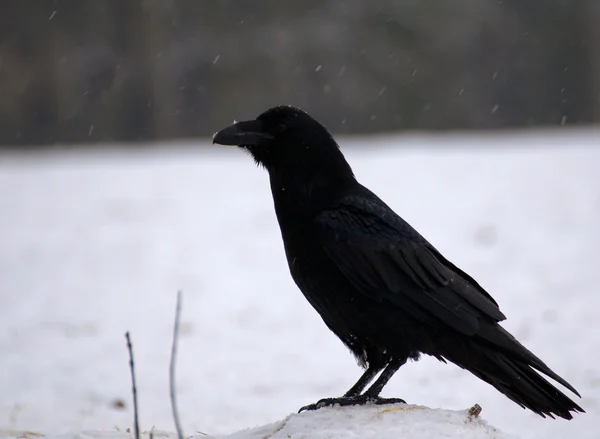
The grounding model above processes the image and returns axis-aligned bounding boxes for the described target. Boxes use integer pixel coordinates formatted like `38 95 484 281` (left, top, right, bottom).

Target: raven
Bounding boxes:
213 105 584 420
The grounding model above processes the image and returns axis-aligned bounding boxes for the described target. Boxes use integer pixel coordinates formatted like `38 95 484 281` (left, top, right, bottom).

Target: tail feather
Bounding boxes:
477 324 581 397
444 341 584 420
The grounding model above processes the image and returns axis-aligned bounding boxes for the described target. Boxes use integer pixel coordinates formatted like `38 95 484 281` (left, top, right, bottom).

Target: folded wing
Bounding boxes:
314 196 507 337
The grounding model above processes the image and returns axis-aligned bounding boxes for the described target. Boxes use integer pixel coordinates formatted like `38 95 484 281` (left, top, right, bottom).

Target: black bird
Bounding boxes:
213 105 584 420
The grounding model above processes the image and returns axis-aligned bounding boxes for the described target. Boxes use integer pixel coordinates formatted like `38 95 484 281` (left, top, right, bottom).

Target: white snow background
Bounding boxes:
1 130 599 439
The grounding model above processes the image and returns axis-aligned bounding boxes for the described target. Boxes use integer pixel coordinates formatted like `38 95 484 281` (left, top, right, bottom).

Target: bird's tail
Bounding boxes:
442 332 584 420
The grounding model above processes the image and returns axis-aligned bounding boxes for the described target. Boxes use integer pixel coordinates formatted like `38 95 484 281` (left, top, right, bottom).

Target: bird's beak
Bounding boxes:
212 119 273 147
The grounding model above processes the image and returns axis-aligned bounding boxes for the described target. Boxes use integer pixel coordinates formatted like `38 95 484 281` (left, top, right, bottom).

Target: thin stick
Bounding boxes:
125 332 140 439
170 291 185 439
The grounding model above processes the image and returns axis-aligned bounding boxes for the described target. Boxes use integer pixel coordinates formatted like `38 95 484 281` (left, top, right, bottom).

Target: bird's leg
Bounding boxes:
362 358 406 399
299 365 381 412
299 360 406 413
343 364 382 397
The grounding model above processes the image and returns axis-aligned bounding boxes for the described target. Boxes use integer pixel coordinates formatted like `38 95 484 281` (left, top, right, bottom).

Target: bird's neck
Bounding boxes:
268 168 356 223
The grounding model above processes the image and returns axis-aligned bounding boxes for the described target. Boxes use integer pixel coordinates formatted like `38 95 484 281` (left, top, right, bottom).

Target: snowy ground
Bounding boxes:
0 129 599 439
0 405 516 439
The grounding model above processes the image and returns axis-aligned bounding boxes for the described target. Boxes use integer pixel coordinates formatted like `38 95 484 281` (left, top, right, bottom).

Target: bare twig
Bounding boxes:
467 403 482 420
170 291 185 439
125 332 141 439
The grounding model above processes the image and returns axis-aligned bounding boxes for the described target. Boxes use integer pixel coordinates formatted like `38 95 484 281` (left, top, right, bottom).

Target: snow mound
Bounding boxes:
226 404 515 439
1 405 516 439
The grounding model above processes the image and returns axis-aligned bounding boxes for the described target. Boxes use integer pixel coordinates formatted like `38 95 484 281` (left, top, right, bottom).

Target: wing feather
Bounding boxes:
315 197 506 336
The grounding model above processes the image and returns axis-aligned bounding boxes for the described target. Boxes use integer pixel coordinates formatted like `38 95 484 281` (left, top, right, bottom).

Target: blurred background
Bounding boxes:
0 0 599 147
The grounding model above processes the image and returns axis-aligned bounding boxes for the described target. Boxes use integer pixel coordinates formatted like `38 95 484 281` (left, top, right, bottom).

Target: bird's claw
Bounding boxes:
298 395 406 412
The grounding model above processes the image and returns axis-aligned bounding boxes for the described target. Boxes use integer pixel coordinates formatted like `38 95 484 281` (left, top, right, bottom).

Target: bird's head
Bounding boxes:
212 106 354 183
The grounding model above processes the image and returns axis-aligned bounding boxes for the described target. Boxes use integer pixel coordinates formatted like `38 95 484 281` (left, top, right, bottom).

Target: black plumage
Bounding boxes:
213 105 584 420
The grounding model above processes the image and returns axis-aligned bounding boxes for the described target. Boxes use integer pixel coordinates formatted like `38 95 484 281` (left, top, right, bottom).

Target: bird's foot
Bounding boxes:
298 395 406 413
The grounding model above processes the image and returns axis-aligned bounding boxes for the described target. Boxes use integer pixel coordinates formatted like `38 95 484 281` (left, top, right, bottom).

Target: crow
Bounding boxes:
212 105 584 419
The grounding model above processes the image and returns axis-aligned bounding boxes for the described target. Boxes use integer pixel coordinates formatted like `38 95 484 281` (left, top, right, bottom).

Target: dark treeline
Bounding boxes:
0 0 598 147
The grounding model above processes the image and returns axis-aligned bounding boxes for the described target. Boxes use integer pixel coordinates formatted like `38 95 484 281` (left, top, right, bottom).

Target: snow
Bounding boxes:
1 405 516 439
178 405 504 439
1 129 599 439
223 404 516 439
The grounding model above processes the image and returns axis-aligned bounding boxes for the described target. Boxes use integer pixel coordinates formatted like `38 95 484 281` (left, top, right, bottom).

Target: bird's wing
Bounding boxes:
314 196 506 336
